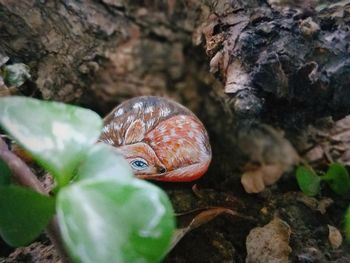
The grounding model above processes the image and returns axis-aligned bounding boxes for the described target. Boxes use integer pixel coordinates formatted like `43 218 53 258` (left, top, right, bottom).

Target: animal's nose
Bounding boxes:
158 166 166 174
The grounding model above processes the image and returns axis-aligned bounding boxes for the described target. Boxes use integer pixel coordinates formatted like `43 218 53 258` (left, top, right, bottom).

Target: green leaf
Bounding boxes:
322 163 350 195
296 166 321 196
0 186 55 246
344 206 350 242
57 179 175 263
0 96 103 186
2 63 31 87
0 159 11 185
76 143 133 183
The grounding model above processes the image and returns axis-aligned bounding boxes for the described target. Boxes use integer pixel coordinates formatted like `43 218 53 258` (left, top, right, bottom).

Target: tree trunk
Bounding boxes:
1 0 350 262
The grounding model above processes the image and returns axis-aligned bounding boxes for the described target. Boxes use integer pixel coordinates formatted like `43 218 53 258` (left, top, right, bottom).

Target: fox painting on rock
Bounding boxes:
99 96 212 182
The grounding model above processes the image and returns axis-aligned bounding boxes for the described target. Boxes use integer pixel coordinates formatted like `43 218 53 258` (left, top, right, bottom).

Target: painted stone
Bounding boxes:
99 96 212 182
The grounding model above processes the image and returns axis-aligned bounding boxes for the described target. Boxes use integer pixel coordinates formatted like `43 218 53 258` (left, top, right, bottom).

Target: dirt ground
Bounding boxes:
1 0 350 262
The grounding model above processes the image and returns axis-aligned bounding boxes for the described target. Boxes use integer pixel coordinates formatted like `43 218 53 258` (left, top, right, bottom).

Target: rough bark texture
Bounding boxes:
1 0 350 262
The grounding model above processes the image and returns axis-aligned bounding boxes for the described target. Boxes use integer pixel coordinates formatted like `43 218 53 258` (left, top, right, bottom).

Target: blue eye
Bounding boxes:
130 159 149 171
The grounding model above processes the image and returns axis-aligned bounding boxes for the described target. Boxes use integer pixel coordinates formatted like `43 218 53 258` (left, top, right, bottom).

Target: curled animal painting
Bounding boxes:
99 96 212 182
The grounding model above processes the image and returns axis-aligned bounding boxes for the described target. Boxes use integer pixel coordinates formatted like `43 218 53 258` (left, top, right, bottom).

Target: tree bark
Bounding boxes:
1 0 350 262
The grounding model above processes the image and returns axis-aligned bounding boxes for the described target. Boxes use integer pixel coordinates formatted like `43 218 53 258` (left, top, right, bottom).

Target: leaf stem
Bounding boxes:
320 174 331 181
0 137 70 263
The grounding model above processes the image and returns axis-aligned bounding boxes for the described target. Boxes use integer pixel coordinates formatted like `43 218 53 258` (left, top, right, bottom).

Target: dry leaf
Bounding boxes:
168 207 240 253
241 164 285 193
295 193 333 214
239 124 299 193
328 225 343 249
246 218 292 263
302 115 350 166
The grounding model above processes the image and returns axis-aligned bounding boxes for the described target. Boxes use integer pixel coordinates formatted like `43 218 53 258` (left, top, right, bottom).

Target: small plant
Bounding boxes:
0 96 175 263
296 163 350 197
297 163 350 243
296 165 321 197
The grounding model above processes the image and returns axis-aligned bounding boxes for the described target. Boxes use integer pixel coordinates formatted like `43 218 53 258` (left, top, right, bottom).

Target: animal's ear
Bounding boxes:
125 119 146 144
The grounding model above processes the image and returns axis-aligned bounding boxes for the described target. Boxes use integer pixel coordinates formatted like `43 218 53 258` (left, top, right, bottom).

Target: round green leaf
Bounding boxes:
0 159 11 185
322 163 350 196
345 206 350 242
0 186 55 246
296 166 321 197
0 96 103 186
57 179 175 263
76 143 133 182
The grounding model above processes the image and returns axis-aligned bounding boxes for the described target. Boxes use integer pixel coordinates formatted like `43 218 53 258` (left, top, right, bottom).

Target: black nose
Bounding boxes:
158 167 166 174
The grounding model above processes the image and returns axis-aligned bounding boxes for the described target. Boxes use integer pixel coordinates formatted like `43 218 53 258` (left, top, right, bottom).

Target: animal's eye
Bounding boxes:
130 159 149 170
